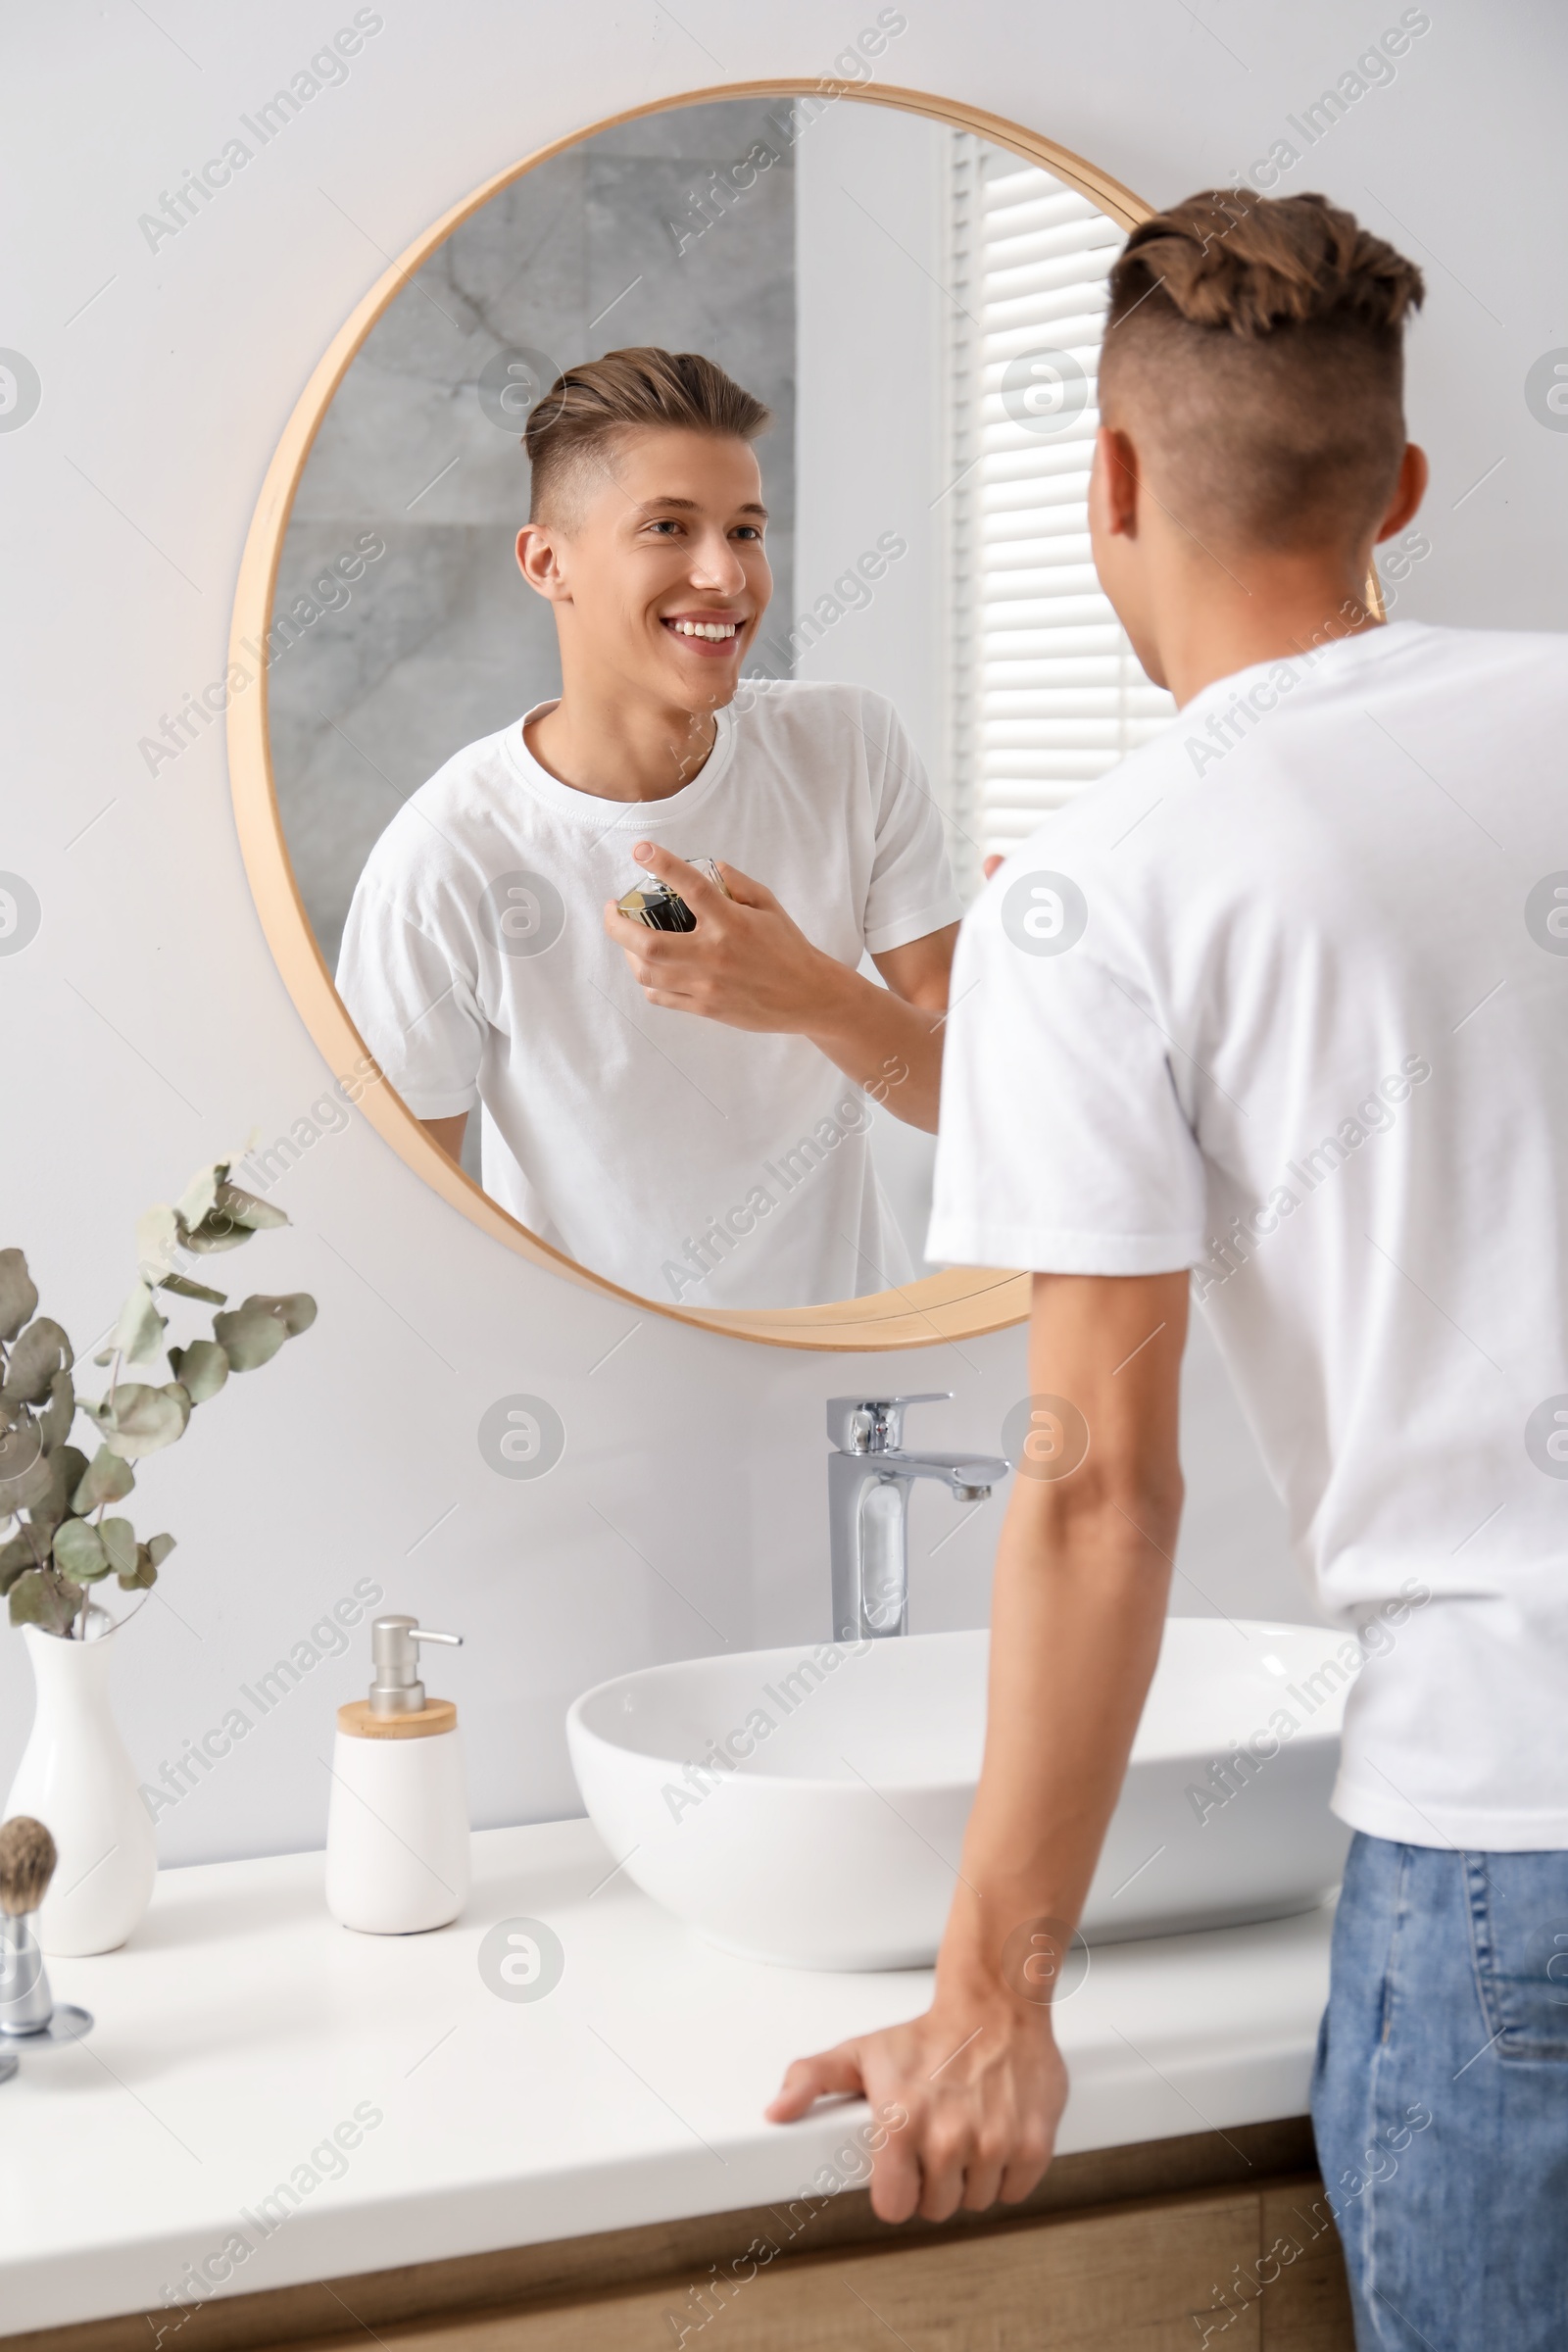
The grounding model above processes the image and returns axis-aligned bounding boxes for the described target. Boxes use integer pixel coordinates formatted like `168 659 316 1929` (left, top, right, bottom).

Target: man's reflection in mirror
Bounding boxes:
336 350 959 1307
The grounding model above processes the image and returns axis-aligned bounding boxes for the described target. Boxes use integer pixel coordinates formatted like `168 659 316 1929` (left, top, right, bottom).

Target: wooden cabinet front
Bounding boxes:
3 2124 1354 2352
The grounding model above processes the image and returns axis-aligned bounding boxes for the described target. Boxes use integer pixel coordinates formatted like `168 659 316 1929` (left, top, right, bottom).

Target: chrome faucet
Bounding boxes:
828 1395 1010 1642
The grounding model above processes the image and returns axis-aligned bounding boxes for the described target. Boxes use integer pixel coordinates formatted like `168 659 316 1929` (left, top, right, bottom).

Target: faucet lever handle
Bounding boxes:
827 1393 954 1455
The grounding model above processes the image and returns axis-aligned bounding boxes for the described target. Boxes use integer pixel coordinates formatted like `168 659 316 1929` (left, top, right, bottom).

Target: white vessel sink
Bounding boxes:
567 1619 1353 1971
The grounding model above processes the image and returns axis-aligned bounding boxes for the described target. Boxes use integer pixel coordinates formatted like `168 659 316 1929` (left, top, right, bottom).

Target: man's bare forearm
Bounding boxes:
803 958 945 1131
940 1276 1188 1995
938 1479 1176 1997
767 1273 1190 2223
421 1112 466 1164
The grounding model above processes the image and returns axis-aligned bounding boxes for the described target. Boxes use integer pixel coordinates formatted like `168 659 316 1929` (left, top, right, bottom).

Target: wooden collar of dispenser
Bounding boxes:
336 1699 457 1740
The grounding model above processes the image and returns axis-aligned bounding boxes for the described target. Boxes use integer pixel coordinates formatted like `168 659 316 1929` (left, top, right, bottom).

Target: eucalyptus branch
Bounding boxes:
0 1155 317 1638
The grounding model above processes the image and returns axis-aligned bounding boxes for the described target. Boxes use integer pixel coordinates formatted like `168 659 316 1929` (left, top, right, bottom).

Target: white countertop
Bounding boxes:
0 1820 1333 2335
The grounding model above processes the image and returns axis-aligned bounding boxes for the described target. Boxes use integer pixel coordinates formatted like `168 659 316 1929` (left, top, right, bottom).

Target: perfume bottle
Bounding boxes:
615 857 731 932
324 1615 469 1935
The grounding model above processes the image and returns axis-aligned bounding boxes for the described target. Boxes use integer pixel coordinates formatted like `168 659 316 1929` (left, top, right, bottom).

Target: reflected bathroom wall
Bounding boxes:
270 97 798 977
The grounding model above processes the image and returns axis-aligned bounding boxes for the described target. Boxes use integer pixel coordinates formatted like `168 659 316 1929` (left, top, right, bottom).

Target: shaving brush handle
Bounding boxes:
0 1910 54 2034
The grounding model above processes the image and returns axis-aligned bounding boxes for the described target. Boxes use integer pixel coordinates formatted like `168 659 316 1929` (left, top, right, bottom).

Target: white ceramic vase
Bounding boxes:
5 1621 157 1955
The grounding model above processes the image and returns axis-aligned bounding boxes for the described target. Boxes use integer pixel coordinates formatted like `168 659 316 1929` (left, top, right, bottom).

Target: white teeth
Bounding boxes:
670 619 738 639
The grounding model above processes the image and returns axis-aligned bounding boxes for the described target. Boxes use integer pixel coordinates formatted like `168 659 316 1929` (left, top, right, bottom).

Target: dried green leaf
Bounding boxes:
84 1381 191 1460
246 1292 318 1340
0 1418 46 1505
99 1517 137 1579
211 1181 287 1233
38 1368 76 1455
146 1532 175 1568
73 1446 136 1513
1 1318 74 1407
171 1163 288 1256
26 1445 90 1538
53 1517 110 1583
135 1203 182 1286
111 1280 168 1368
166 1338 228 1403
0 1524 50 1595
173 1161 224 1230
156 1165 229 1256
176 1219 254 1257
0 1250 39 1346
9 1567 79 1635
211 1303 286 1372
156 1271 227 1306
118 1543 160 1592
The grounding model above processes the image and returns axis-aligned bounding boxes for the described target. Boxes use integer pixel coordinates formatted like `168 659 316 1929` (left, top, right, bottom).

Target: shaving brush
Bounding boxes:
0 1817 91 2043
1 1815 56 1906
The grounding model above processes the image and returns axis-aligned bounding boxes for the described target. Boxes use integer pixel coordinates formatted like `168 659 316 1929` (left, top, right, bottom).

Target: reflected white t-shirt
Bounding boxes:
337 680 959 1307
929 621 1568 1850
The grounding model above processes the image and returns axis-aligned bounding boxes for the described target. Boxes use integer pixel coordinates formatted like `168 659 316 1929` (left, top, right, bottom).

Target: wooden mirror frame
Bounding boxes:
227 80 1152 1350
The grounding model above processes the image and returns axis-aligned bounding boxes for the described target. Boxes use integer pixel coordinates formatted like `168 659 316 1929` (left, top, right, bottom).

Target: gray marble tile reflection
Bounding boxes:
271 98 800 971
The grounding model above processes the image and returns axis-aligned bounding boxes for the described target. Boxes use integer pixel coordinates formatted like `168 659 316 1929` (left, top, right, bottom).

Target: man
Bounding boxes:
770 190 1568 2347
336 347 958 1309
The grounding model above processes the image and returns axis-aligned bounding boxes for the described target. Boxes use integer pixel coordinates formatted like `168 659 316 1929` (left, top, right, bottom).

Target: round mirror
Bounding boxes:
230 82 1160 1347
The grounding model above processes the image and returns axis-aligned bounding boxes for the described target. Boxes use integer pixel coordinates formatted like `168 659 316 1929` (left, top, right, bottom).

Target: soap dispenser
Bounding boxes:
324 1614 470 1935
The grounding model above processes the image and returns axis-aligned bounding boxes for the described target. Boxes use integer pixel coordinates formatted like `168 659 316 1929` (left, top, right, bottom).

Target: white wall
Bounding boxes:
4 0 1562 1868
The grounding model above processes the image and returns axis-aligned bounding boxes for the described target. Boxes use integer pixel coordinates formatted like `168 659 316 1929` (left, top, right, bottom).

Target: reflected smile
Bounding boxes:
662 615 743 645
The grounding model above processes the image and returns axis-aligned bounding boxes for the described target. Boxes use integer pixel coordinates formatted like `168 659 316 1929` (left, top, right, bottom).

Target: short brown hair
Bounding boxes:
524 347 771 524
1099 190 1424 551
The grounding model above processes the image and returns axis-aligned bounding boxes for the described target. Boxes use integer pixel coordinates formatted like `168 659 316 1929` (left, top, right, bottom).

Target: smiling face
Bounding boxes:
515 426 773 718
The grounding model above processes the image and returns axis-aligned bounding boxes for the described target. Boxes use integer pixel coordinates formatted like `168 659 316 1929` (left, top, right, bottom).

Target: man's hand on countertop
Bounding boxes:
765 1980 1068 2223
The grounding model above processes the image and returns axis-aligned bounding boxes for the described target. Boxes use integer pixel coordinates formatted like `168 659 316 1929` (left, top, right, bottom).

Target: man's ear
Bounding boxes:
515 521 571 604
1089 424 1142 540
1374 444 1429 544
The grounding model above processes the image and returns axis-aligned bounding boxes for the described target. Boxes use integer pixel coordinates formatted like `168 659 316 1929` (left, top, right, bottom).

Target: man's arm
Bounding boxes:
422 1114 466 1163
605 844 956 1131
766 1267 1189 2221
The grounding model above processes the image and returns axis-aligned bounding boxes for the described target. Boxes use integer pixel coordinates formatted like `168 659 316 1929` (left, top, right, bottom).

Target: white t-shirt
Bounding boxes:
929 621 1568 1851
337 680 959 1308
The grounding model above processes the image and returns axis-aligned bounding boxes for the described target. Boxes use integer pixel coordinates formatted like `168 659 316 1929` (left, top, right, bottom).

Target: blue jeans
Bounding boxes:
1311 1834 1568 2349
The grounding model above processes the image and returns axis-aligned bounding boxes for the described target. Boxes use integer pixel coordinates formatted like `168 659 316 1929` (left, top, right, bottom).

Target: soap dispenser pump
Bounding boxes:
324 1614 470 1935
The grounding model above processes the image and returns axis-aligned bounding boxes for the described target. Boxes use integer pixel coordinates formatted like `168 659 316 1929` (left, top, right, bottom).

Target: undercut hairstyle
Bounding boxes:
523 347 771 526
1099 190 1425 552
